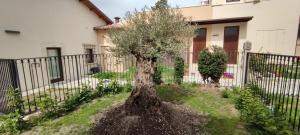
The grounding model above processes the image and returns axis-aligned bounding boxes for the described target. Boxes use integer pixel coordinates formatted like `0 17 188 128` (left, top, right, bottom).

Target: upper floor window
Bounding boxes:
226 0 240 2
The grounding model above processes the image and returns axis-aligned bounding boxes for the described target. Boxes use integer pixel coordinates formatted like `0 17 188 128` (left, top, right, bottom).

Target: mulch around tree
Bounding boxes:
90 102 206 135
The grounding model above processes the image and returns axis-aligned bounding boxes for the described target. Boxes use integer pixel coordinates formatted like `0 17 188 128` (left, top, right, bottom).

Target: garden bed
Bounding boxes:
20 84 250 135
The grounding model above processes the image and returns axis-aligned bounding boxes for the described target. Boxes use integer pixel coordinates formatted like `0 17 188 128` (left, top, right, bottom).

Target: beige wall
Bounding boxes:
0 0 107 59
210 22 247 51
212 0 300 55
180 5 212 21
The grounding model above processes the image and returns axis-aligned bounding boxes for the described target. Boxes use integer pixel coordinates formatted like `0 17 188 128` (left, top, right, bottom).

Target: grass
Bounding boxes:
92 66 175 83
22 88 81 114
22 93 130 135
22 83 249 135
156 84 249 135
93 67 136 81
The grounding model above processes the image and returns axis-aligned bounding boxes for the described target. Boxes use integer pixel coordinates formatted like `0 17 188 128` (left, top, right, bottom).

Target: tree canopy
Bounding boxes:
109 0 194 59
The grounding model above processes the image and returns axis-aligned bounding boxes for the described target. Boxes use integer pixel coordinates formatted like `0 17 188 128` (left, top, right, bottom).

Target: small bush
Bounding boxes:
38 95 59 118
198 46 227 85
0 112 24 134
103 80 123 95
94 80 104 98
175 57 184 85
153 66 163 85
124 83 133 92
222 89 232 98
62 85 93 112
249 55 267 74
234 86 296 135
0 87 25 134
78 85 93 102
7 86 24 115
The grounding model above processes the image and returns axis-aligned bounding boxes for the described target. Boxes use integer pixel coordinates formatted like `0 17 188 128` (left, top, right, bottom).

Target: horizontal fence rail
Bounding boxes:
0 52 243 114
245 52 300 131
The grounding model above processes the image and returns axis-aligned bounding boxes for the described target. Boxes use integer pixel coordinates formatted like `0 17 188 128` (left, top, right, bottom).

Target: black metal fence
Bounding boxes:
0 59 19 113
245 52 300 131
0 52 243 114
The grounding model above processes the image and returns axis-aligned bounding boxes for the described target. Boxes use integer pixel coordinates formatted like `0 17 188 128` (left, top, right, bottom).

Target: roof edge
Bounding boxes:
79 0 113 25
190 16 253 25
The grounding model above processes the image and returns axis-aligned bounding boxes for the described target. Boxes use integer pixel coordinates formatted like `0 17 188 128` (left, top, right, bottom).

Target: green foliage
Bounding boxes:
109 0 194 59
124 83 133 92
94 80 104 98
198 46 227 84
0 87 25 134
7 86 24 115
222 89 232 98
39 96 59 118
233 86 296 135
0 112 25 134
93 67 136 80
103 80 123 95
62 85 93 112
174 57 184 85
249 55 268 74
153 66 162 85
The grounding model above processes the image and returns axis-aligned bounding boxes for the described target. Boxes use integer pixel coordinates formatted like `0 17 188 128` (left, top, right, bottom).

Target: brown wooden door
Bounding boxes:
193 28 207 63
224 26 239 64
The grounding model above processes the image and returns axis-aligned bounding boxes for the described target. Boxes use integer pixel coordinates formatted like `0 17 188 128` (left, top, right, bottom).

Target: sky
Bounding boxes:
91 0 202 20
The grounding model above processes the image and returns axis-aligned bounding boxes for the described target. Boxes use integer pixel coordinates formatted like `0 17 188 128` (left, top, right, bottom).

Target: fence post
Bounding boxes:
9 60 20 89
75 56 80 88
243 52 250 86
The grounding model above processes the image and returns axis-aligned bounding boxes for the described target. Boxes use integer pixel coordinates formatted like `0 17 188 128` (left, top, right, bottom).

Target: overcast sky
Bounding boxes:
91 0 202 20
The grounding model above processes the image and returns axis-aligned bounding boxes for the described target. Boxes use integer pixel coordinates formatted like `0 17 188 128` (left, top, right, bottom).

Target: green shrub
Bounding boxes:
93 80 104 98
222 89 233 98
234 86 296 135
0 112 24 134
103 80 123 95
124 83 133 92
0 87 25 134
175 57 184 85
62 85 93 112
153 66 163 85
198 46 227 85
38 95 59 118
7 86 24 115
78 85 93 102
249 55 268 74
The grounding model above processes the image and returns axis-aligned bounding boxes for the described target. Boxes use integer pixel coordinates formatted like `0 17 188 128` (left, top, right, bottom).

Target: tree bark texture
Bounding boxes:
125 57 161 114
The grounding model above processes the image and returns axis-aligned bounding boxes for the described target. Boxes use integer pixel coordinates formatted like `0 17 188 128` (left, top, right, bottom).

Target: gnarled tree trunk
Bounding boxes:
125 57 161 114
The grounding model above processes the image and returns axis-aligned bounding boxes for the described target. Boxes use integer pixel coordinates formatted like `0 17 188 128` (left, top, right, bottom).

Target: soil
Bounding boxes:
90 102 206 135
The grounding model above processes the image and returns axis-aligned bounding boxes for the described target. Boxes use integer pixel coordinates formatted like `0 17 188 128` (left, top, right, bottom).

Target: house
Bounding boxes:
0 0 112 59
180 0 300 65
0 0 112 113
93 0 300 85
95 0 300 65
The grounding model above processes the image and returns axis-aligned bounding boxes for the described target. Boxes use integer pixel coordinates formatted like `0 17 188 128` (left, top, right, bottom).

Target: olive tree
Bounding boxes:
109 0 194 113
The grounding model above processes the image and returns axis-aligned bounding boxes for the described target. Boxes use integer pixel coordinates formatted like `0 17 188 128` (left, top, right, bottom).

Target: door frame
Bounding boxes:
223 26 240 64
46 47 64 83
193 28 207 63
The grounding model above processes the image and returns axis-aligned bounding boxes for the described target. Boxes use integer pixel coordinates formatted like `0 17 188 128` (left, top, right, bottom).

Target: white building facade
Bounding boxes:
0 0 112 59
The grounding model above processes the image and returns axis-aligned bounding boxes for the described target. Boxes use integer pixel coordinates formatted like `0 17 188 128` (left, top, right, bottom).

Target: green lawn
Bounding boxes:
22 93 129 135
156 84 249 135
22 84 249 135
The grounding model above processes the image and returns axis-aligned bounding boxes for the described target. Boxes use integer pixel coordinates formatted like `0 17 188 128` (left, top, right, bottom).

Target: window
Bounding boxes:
86 48 94 63
226 0 240 2
83 44 96 63
194 28 206 38
47 48 64 83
